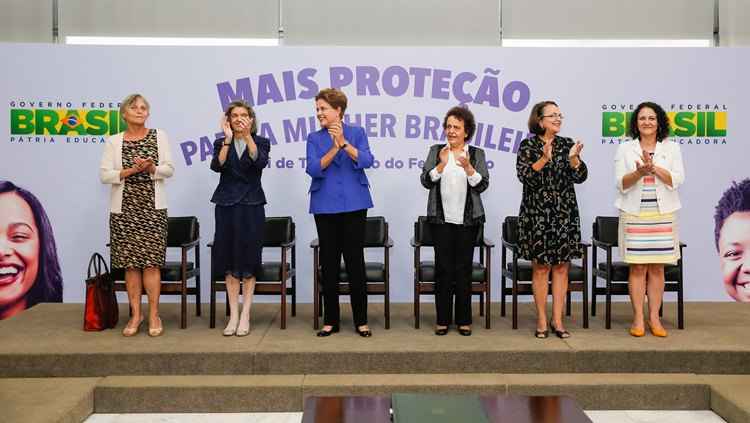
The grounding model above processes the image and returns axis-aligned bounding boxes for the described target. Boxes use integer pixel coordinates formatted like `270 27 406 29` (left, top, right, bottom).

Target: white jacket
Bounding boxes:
614 139 685 214
99 129 174 214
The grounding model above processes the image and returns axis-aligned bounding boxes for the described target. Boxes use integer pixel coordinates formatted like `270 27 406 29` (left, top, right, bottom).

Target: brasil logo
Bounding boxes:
11 108 125 136
601 104 727 145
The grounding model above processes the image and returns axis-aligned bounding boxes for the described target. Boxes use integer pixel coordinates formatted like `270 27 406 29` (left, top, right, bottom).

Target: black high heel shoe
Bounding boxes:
550 324 571 339
458 326 472 336
434 326 448 336
316 325 340 337
356 326 372 337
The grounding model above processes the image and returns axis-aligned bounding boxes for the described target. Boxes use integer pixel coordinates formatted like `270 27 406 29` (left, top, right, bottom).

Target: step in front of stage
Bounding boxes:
2 302 750 422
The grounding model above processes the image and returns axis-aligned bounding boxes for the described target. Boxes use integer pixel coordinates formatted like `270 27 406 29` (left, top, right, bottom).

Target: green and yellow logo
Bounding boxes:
602 111 727 138
10 108 125 136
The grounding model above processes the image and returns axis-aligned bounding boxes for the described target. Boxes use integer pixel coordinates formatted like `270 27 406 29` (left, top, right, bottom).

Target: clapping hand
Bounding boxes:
568 140 584 158
235 116 251 134
438 145 450 165
636 150 654 176
542 138 553 161
456 154 470 169
134 157 155 174
221 116 232 139
328 122 345 147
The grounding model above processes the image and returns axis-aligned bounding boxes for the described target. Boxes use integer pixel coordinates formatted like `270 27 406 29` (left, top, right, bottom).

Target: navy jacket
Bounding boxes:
210 135 270 206
305 124 374 214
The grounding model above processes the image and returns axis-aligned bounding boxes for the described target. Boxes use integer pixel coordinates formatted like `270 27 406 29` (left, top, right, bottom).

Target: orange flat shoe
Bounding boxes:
648 323 668 338
629 327 645 337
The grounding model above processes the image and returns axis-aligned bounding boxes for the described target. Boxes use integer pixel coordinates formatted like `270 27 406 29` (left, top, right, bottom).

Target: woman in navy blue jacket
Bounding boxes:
306 88 375 337
210 100 270 337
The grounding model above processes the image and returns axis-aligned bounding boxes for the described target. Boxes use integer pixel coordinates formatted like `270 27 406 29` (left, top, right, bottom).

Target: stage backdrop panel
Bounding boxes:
0 45 746 308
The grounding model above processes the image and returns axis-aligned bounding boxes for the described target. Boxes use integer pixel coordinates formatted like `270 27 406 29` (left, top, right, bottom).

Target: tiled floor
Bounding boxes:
85 410 727 423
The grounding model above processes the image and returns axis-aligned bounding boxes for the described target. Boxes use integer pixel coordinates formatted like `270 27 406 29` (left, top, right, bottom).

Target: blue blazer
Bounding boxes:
210 135 270 206
306 124 374 214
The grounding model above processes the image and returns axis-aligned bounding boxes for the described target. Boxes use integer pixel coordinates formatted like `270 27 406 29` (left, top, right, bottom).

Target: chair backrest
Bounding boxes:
502 216 519 244
363 216 387 247
263 216 294 247
415 216 484 246
593 216 619 246
167 216 199 247
415 216 435 246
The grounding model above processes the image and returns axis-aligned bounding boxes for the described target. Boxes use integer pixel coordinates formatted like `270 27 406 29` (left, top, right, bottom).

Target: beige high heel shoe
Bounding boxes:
122 317 144 337
148 317 163 337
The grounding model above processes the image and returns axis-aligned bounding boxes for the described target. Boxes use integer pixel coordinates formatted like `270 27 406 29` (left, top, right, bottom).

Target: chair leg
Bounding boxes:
281 285 287 330
291 276 297 317
500 276 506 317
605 283 612 330
659 303 663 317
566 290 571 316
485 283 491 330
385 288 390 330
678 283 685 330
181 278 187 329
479 291 484 317
414 283 420 329
512 280 518 330
583 282 589 329
196 275 201 317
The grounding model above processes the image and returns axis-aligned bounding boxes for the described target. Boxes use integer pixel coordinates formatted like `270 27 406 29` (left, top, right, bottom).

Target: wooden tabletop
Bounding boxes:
302 394 592 423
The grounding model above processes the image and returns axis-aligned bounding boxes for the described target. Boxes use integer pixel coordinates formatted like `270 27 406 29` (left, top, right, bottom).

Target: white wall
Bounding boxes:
2 0 749 46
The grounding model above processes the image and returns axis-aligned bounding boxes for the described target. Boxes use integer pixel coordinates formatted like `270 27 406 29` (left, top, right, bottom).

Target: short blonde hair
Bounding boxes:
119 94 150 117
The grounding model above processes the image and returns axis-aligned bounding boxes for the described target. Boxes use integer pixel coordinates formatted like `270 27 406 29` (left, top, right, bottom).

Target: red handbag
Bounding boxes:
83 253 119 331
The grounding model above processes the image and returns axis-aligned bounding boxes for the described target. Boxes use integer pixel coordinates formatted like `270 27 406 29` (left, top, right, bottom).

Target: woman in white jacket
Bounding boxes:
100 94 174 337
614 102 684 338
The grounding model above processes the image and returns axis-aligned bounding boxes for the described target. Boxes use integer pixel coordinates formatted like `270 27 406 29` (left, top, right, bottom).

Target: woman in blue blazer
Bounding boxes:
306 88 374 337
210 100 270 337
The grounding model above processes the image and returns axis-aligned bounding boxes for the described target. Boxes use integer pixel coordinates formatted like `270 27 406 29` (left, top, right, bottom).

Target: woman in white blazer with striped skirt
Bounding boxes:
614 102 684 338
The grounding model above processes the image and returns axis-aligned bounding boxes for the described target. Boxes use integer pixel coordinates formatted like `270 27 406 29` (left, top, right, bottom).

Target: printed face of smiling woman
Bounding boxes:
718 211 750 302
0 192 40 314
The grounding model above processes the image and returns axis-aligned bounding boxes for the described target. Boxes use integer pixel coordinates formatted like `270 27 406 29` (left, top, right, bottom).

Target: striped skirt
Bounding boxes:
619 210 680 264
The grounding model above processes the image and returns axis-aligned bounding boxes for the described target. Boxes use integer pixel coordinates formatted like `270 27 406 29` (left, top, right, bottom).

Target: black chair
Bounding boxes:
111 216 201 329
591 216 685 329
209 216 296 329
500 216 589 329
411 216 494 329
311 216 393 330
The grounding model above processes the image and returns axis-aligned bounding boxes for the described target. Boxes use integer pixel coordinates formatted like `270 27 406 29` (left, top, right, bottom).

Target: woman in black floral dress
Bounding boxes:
516 101 587 339
100 94 174 337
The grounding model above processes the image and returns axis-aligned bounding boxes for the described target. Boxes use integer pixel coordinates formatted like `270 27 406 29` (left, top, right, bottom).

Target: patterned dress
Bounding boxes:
619 175 680 264
110 129 168 269
516 135 588 265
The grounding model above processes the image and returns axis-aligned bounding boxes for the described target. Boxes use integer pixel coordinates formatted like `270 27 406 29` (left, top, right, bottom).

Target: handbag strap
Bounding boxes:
87 252 110 278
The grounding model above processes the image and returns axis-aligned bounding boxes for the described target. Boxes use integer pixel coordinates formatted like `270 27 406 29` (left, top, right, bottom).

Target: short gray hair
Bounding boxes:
119 93 150 117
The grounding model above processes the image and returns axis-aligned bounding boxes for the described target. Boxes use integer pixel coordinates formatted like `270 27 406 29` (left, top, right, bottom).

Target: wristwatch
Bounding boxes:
340 142 348 149
223 141 231 146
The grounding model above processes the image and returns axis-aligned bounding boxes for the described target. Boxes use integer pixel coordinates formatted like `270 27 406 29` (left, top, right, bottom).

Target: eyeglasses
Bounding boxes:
542 113 564 120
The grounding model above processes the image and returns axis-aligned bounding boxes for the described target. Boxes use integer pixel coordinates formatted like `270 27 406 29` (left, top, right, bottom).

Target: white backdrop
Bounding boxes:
0 44 746 304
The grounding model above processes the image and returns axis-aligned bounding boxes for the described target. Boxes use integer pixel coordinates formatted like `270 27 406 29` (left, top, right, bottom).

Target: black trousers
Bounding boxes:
314 209 368 327
433 222 479 326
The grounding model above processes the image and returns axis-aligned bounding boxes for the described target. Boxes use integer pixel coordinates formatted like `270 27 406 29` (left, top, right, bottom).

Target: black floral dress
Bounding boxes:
516 135 588 265
110 129 168 269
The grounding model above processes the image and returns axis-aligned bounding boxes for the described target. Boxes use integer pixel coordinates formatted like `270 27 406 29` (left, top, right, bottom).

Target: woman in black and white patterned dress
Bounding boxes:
516 101 587 339
100 94 174 337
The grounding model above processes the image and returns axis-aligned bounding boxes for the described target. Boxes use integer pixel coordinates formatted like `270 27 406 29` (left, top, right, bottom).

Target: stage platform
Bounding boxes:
2 302 750 422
